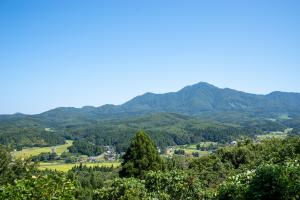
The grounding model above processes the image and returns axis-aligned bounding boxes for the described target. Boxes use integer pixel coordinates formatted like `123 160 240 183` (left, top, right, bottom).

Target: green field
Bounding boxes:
256 132 287 140
11 140 73 159
38 161 121 172
180 142 216 155
184 142 218 149
256 128 292 140
166 142 215 157
278 114 291 120
180 148 209 155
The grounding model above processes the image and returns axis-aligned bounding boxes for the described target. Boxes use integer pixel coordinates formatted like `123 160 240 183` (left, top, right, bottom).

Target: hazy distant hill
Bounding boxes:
33 82 300 124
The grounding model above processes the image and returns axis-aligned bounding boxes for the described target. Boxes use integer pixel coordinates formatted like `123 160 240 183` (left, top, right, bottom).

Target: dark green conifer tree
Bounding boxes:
119 131 163 178
0 145 11 184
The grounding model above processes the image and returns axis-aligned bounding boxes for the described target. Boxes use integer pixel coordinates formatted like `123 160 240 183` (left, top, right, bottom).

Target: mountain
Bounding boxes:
31 82 300 124
1 82 300 150
1 81 300 125
121 82 300 115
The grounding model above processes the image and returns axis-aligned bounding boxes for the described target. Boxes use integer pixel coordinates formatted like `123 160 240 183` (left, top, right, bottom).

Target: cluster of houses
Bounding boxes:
87 145 117 162
103 145 116 161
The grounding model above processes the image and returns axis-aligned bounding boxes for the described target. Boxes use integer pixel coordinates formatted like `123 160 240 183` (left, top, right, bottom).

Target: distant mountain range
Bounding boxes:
1 82 300 149
37 82 300 123
2 82 300 123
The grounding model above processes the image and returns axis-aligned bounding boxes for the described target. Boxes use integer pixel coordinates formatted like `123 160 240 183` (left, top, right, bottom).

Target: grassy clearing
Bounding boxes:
165 142 217 157
166 144 212 157
257 132 287 140
38 161 121 172
185 142 217 149
278 114 291 120
257 128 292 140
12 140 73 159
180 148 209 155
257 133 287 139
178 142 217 156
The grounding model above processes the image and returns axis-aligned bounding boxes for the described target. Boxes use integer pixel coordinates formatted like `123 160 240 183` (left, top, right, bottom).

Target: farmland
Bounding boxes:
166 142 218 157
38 161 121 172
10 140 121 172
11 140 73 159
256 128 293 140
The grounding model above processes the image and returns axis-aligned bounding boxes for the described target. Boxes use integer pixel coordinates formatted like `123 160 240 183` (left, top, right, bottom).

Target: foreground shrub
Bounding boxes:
145 170 204 200
0 173 76 200
218 161 300 200
94 170 213 200
93 178 148 200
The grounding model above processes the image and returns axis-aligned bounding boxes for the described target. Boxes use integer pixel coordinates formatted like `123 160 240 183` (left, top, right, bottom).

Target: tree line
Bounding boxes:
0 131 300 199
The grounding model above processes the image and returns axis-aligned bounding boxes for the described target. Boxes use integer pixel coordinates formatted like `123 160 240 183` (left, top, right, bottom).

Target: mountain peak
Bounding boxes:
119 81 300 116
1 82 300 120
179 82 218 92
194 82 217 87
186 82 216 88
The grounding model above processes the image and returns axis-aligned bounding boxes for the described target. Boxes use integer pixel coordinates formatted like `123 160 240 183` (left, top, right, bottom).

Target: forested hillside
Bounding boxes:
1 82 299 150
0 132 299 199
1 112 294 151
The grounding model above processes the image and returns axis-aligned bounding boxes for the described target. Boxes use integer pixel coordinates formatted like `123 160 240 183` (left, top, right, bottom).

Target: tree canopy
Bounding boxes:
119 130 163 178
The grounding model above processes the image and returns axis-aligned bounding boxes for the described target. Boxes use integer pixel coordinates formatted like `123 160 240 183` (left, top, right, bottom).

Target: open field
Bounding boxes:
179 142 216 156
165 142 216 157
11 140 73 159
257 133 287 140
184 142 218 149
278 114 292 120
256 128 292 140
38 161 121 172
180 148 209 155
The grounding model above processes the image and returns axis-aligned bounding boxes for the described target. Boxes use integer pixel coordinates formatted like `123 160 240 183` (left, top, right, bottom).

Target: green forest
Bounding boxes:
2 112 298 152
0 130 299 199
1 84 300 199
1 0 299 198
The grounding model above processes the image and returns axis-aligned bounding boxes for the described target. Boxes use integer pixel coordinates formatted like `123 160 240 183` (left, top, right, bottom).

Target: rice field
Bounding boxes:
11 140 73 159
180 148 209 155
184 142 218 149
38 161 121 172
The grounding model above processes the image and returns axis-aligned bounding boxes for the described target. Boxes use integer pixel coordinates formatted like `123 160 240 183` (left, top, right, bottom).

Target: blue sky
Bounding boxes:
0 0 299 114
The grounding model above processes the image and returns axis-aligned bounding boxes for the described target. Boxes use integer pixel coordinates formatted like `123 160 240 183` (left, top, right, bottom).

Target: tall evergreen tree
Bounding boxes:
0 145 11 184
119 131 163 178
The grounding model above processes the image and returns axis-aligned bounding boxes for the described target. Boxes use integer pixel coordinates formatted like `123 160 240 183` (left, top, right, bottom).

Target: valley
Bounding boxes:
1 0 299 198
1 82 300 199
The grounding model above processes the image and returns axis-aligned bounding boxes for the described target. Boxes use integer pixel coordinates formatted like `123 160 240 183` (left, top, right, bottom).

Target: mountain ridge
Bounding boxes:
1 82 300 122
1 82 300 149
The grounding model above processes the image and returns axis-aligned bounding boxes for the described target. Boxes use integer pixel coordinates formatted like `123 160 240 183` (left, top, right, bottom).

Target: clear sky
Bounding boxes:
0 0 299 114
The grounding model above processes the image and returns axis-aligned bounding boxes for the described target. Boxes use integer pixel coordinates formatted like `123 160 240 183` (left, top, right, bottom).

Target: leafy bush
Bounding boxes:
144 170 205 200
217 162 300 200
93 178 148 200
0 173 76 200
217 170 254 200
189 155 231 187
0 146 37 185
94 170 209 200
